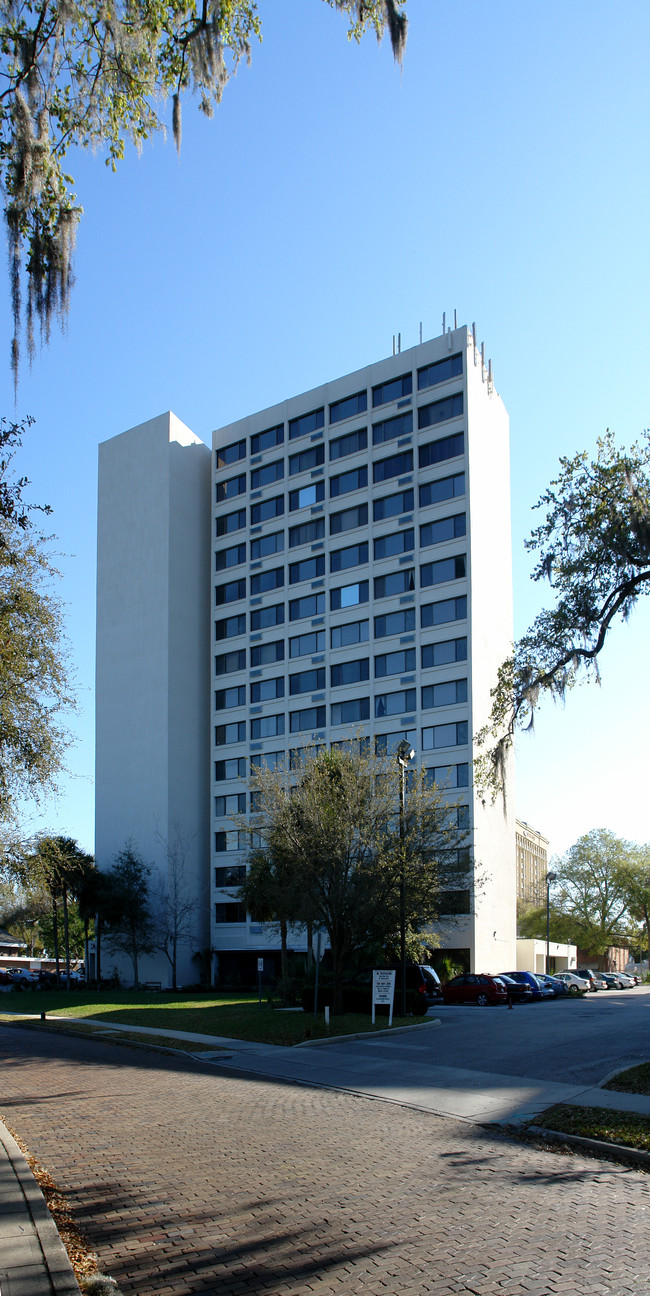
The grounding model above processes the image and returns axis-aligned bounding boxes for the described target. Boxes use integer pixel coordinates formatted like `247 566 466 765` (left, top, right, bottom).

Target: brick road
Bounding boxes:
1 1026 649 1296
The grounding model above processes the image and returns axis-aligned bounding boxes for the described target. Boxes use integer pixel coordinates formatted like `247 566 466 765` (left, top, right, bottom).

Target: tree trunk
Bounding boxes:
62 884 71 991
280 919 288 984
96 914 102 984
172 937 177 991
52 893 61 987
306 918 314 970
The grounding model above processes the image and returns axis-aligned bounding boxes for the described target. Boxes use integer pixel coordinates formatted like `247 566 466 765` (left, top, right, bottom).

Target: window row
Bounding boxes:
216 671 467 712
216 554 465 611
214 754 469 790
215 699 468 745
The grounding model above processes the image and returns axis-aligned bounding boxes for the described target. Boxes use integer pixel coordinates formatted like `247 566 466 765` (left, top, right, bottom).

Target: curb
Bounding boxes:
0 1120 81 1294
526 1123 650 1170
295 1018 442 1047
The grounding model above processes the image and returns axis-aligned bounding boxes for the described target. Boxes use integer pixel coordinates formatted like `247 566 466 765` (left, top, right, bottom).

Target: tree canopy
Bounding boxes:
0 416 74 820
1 0 407 385
238 741 469 1009
476 431 650 800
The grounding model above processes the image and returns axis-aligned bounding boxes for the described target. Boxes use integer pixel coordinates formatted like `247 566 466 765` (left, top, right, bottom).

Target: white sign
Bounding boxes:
372 969 396 1026
257 958 264 973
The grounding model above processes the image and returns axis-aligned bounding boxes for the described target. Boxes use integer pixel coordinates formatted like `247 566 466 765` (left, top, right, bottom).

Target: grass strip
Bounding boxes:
533 1103 650 1153
603 1061 650 1095
0 1015 230 1053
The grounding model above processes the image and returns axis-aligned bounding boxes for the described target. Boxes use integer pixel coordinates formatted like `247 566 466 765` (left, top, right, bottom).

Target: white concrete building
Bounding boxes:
96 325 516 985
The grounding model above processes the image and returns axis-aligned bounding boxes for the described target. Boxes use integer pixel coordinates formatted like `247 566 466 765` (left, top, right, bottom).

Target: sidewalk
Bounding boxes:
0 1120 80 1295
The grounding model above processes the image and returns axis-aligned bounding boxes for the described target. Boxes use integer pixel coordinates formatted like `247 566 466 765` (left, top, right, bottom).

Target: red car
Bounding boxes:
441 974 509 1007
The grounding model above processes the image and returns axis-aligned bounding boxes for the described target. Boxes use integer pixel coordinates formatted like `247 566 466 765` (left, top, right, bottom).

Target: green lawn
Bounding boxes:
0 988 427 1046
533 1104 650 1154
603 1061 650 1095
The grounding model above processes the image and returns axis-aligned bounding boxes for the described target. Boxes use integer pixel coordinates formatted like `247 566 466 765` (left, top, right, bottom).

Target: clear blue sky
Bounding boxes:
3 0 649 860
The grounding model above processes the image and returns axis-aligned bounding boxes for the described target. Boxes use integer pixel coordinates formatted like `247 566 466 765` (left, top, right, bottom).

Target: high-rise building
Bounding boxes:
95 325 516 985
515 819 549 908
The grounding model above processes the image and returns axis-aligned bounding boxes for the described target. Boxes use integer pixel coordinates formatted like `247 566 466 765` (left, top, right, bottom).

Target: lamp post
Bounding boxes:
545 870 557 974
396 738 415 1017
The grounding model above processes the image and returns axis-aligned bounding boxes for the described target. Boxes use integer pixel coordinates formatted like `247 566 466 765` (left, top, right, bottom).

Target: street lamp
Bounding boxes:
545 870 557 974
396 738 416 1017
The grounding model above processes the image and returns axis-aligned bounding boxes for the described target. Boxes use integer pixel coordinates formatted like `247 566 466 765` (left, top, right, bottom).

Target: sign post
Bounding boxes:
372 969 396 1027
257 957 264 1009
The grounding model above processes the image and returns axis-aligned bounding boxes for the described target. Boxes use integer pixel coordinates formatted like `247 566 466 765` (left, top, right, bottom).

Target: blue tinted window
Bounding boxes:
330 391 368 423
214 650 246 675
216 508 246 536
420 556 466 588
250 567 284 595
290 706 326 732
289 408 325 440
374 569 415 599
419 473 465 507
290 668 326 695
250 495 284 524
290 629 325 657
215 614 245 640
289 482 325 510
372 412 413 446
374 688 416 718
330 541 368 572
330 466 368 497
289 444 325 475
372 373 412 407
373 451 413 484
329 428 368 460
330 580 369 611
217 439 246 468
330 619 369 648
418 393 464 431
216 473 246 502
215 543 245 570
331 698 370 725
373 489 414 521
421 638 467 668
250 640 284 666
374 608 415 638
215 579 246 605
374 649 415 678
250 459 284 489
251 424 283 455
420 596 467 628
421 679 468 708
214 686 245 710
417 353 463 391
289 592 325 620
330 659 369 687
250 677 285 703
330 503 369 533
374 529 414 561
289 555 325 583
420 514 466 548
289 518 325 547
250 530 284 559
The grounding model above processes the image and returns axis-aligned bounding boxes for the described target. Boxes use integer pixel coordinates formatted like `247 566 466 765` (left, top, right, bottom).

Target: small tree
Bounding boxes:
103 845 156 989
544 830 638 964
10 834 94 986
151 827 197 990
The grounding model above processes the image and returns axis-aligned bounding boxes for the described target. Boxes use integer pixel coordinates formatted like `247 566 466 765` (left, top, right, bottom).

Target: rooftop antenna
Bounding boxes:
454 309 457 329
392 335 396 356
419 321 423 344
397 332 401 354
481 341 485 380
488 358 493 391
442 311 446 334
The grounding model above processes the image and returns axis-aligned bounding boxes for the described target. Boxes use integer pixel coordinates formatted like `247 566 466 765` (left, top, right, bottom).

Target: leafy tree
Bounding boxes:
150 826 197 990
12 834 94 984
542 830 638 963
622 853 650 968
0 416 74 820
1 0 407 385
476 431 650 798
103 844 156 988
240 742 469 1012
39 895 85 959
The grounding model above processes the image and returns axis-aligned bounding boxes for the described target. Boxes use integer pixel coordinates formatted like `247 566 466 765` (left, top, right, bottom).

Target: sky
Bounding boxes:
3 0 650 860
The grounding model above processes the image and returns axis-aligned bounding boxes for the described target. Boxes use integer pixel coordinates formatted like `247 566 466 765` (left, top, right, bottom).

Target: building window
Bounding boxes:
217 439 246 469
216 472 246 502
329 391 368 423
250 459 284 489
289 555 325 584
374 529 414 561
250 750 284 771
330 503 368 534
373 450 413 484
374 608 416 638
290 706 326 732
419 432 465 470
374 569 415 599
289 482 325 511
373 489 414 522
289 408 325 440
330 658 369 687
215 721 246 745
372 412 413 446
420 514 466 548
330 466 368 498
250 567 284 596
330 580 369 610
215 650 246 675
250 640 284 666
290 744 325 768
215 542 246 571
329 428 368 460
250 714 285 739
330 618 369 649
289 444 325 475
289 629 326 657
289 518 325 547
375 729 417 756
215 686 245 710
422 721 468 750
419 472 465 508
420 555 466 588
215 578 246 605
424 763 469 789
214 903 247 923
421 637 467 668
250 494 284 525
214 831 245 852
330 541 368 573
289 592 325 620
214 793 246 816
374 649 416 678
417 353 463 391
250 677 285 703
214 864 246 885
290 667 326 695
331 697 370 725
214 757 246 780
250 603 285 631
374 688 417 718
421 596 467 628
251 424 284 455
421 679 468 709
216 508 246 536
215 614 246 640
251 530 284 560
418 393 464 431
372 372 412 407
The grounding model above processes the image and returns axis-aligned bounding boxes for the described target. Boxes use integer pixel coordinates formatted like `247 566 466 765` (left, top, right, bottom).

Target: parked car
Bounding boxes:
496 974 534 1004
601 971 635 989
553 970 590 996
441 974 509 1007
536 973 570 997
7 968 39 988
576 968 608 991
498 971 554 1001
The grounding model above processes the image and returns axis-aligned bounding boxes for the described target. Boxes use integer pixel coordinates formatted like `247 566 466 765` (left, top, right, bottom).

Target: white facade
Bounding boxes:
95 326 517 985
96 413 211 986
